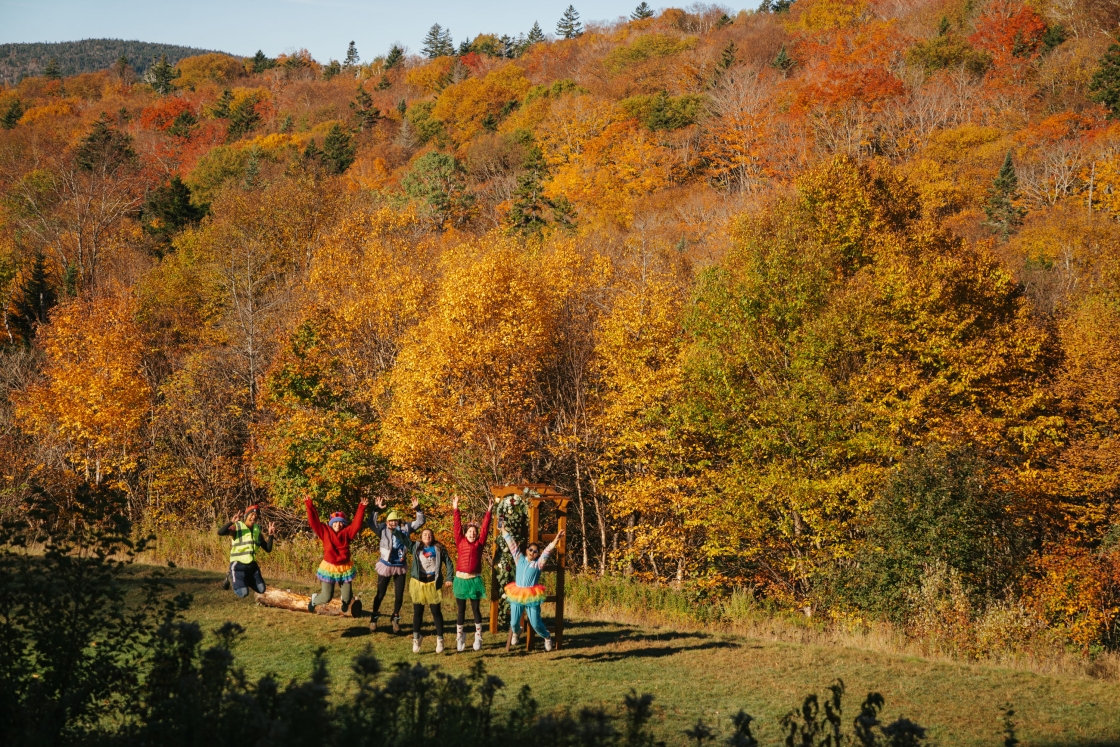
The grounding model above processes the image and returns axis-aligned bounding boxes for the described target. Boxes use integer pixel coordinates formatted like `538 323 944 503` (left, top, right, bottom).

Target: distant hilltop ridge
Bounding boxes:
0 39 236 84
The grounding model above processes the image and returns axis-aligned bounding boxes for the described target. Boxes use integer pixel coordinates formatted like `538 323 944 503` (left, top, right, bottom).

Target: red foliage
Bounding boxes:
140 97 195 131
459 52 485 74
969 1 1048 70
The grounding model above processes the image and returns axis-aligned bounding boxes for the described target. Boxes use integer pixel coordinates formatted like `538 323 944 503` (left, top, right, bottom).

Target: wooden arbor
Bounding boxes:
488 484 569 650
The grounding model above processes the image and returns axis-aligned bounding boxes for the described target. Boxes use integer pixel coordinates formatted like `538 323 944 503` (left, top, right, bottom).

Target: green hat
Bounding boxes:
386 510 402 522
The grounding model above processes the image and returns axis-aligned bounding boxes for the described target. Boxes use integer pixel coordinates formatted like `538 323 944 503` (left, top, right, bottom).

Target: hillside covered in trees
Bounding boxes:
4 0 1120 657
0 39 227 85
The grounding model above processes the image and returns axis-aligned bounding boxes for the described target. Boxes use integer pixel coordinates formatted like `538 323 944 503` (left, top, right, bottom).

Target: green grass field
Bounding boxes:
136 565 1120 747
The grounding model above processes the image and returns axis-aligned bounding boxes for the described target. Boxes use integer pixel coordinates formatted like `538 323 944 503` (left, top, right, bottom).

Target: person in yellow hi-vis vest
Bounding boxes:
217 504 275 597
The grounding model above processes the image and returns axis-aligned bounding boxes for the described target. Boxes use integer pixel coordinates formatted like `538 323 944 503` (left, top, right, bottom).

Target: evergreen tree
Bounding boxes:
227 95 260 140
43 57 61 80
344 40 360 68
145 54 178 95
772 45 794 72
1 98 23 130
141 176 207 247
719 42 737 70
557 6 584 39
1089 34 1120 118
75 114 136 172
937 16 951 36
111 55 135 85
250 50 276 73
166 109 197 138
323 60 342 80
526 22 546 45
350 86 380 131
422 24 455 58
632 2 655 20
985 150 1025 238
509 144 555 234
8 252 57 344
210 89 233 119
321 123 356 174
458 40 474 57
385 44 404 68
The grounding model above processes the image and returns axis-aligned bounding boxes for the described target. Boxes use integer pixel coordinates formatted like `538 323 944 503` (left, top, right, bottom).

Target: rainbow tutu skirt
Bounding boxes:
317 560 356 584
504 582 547 606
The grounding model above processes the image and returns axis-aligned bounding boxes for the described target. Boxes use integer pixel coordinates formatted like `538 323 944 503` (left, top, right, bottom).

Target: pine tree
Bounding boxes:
1 98 23 130
350 86 380 131
141 176 207 247
251 50 276 73
632 2 655 20
458 40 473 56
75 114 136 172
772 45 794 72
719 42 737 70
323 60 342 80
321 123 356 174
8 252 57 344
145 54 178 95
527 22 546 45
422 24 455 58
227 95 260 140
1089 34 1120 118
211 89 234 119
556 6 583 39
985 150 1025 238
111 55 135 85
344 41 360 68
385 44 404 69
938 16 951 36
43 57 61 80
166 109 197 138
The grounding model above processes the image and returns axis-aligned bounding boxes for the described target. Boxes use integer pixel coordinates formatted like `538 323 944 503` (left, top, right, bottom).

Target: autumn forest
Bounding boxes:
3 0 1120 657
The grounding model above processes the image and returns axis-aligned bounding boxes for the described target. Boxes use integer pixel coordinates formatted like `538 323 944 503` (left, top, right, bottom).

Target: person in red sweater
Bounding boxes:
305 494 368 615
451 493 493 652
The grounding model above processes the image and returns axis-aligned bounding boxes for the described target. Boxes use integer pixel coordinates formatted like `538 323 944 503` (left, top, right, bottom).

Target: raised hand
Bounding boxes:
452 494 459 510
556 529 566 541
267 521 276 535
360 495 370 506
411 495 420 510
375 495 387 509
231 510 242 523
486 497 494 512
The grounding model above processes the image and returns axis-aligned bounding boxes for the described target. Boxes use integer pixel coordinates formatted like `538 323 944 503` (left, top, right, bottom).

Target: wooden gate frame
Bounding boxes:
488 484 569 650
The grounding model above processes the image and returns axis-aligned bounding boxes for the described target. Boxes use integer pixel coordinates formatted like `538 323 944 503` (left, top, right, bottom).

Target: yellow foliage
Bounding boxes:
790 0 870 31
406 57 458 94
16 294 150 485
175 53 245 90
432 64 532 146
603 34 697 74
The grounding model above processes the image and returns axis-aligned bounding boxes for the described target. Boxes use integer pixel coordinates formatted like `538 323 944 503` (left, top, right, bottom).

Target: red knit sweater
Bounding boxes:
305 498 366 566
453 508 491 574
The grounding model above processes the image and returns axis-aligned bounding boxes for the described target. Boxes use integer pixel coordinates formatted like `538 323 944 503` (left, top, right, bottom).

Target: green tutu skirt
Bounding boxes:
453 575 487 600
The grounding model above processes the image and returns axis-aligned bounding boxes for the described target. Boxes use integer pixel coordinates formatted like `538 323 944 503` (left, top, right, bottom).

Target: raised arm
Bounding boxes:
367 495 386 533
534 530 565 569
406 494 425 533
501 529 522 562
217 510 242 536
258 523 275 553
452 494 463 541
342 499 368 542
304 497 325 539
478 507 492 545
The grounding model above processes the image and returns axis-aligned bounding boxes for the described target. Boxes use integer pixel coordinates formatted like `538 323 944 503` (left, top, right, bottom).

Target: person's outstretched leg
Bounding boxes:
432 603 445 653
509 602 524 647
412 603 425 653
310 581 334 610
471 599 483 650
373 575 390 614
456 598 467 651
526 605 552 650
391 574 405 631
340 581 353 613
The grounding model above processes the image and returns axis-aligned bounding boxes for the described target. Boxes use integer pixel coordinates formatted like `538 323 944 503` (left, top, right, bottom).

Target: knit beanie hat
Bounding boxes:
244 504 260 517
328 512 348 527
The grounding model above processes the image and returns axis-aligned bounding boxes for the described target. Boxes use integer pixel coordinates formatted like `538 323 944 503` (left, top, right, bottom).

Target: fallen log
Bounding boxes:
254 587 363 618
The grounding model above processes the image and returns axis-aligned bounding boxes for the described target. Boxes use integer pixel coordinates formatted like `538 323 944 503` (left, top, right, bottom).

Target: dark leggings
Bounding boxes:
456 597 483 626
412 603 444 636
373 574 405 617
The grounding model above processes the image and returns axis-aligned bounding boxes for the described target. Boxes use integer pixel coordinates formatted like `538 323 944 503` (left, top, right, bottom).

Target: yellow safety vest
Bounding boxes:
228 522 260 564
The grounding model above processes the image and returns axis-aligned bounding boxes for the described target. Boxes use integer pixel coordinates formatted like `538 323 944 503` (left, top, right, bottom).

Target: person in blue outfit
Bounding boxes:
499 516 564 652
367 494 424 632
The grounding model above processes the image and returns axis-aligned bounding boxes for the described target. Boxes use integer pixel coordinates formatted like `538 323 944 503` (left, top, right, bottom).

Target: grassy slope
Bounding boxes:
140 566 1120 747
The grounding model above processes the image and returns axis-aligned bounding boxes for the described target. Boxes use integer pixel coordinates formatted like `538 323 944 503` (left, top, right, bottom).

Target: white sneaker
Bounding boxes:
473 628 482 651
544 637 553 652
510 632 518 647
412 635 422 654
435 636 444 654
456 626 465 652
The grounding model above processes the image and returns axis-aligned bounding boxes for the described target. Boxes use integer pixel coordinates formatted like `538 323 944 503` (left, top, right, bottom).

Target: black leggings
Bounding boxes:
373 574 405 617
412 603 444 636
456 597 482 626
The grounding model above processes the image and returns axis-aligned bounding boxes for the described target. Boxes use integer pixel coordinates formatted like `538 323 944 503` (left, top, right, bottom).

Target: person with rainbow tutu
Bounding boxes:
304 494 368 616
499 516 564 652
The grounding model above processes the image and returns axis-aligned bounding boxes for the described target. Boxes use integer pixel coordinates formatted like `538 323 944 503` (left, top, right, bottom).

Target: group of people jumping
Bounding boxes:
217 493 563 653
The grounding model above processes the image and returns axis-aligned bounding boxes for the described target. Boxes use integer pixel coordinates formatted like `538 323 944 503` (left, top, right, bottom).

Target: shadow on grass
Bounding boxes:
340 626 372 638
558 619 719 651
562 639 740 663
